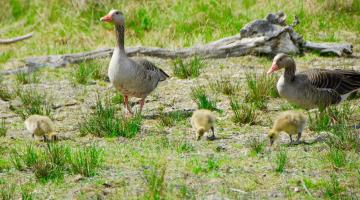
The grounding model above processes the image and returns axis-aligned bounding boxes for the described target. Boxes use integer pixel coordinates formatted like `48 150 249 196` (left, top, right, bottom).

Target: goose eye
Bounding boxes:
115 11 119 15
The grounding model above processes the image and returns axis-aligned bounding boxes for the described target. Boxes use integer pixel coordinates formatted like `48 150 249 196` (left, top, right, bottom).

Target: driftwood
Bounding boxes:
0 33 33 44
0 12 353 75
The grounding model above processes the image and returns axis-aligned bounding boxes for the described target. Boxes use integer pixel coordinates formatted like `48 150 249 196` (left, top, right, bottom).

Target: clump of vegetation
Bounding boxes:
190 87 219 111
176 140 195 154
210 77 239 96
326 124 360 151
0 85 14 101
327 148 346 169
275 149 287 173
230 97 257 125
111 92 124 105
0 183 16 200
79 99 142 137
245 73 278 109
70 145 104 177
143 160 167 200
0 119 7 137
0 159 11 172
15 72 40 85
172 57 204 79
158 107 190 127
71 60 106 85
191 156 220 175
248 137 265 155
12 87 52 119
9 144 104 182
323 174 344 199
308 103 353 133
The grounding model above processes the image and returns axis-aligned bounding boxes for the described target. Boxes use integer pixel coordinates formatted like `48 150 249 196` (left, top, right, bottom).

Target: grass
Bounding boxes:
245 73 278 109
0 119 7 137
70 145 104 177
176 140 195 154
0 183 16 200
79 98 142 137
15 72 40 85
190 87 219 111
191 156 220 175
71 61 105 85
111 92 124 105
275 149 287 173
158 108 190 127
210 77 239 96
323 174 344 199
172 57 204 79
143 160 167 200
326 124 360 151
9 144 104 182
0 85 14 101
230 97 257 125
248 137 265 156
327 148 346 169
12 87 52 119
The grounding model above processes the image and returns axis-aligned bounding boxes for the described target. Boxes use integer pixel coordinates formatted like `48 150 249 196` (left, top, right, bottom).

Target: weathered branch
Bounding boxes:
304 41 353 57
0 33 33 44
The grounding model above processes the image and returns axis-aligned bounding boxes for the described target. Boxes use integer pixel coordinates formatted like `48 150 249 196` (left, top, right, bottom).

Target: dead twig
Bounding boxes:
0 33 33 44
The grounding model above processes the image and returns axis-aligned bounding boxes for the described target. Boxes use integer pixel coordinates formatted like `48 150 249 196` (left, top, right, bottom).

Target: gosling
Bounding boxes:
25 115 57 141
191 109 216 140
268 111 306 145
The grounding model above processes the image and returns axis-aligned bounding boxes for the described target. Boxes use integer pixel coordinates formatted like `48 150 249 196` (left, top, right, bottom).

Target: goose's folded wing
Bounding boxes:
303 69 360 95
137 59 169 81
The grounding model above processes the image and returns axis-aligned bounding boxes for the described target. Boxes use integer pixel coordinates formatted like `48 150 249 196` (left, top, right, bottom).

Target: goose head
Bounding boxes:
267 53 295 74
100 9 125 25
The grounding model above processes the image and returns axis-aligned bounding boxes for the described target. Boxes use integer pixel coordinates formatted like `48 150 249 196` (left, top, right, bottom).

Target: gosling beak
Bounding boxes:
270 138 275 146
267 63 279 74
100 14 112 22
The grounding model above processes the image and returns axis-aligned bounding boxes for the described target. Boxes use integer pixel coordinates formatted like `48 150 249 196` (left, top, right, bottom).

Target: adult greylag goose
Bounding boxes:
100 10 169 114
267 53 360 109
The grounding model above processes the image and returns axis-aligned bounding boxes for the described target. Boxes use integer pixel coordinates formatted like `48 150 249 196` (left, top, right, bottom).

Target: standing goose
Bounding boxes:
267 53 360 109
100 10 169 114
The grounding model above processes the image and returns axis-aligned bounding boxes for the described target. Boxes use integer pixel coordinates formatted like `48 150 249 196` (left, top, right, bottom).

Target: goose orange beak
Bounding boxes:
267 63 279 74
100 14 112 22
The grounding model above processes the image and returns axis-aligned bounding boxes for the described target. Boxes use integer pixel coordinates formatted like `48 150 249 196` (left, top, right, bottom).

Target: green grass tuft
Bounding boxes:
70 145 104 177
79 98 142 137
210 77 239 96
245 73 278 109
230 97 257 125
176 140 195 154
172 57 204 79
275 149 287 173
0 85 14 101
0 183 16 200
158 108 190 127
15 72 40 85
190 87 218 111
248 137 265 156
143 160 167 200
323 174 344 199
327 148 346 169
13 87 52 119
0 119 7 137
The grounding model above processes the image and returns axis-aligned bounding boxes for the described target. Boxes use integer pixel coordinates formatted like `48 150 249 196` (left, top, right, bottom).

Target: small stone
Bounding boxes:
294 187 300 193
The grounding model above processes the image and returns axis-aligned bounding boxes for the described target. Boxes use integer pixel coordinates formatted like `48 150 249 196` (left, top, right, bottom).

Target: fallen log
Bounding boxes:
0 33 33 44
0 12 353 75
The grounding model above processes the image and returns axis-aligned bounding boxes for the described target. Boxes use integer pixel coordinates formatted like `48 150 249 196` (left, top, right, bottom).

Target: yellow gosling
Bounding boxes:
24 115 57 141
190 109 216 140
268 111 306 145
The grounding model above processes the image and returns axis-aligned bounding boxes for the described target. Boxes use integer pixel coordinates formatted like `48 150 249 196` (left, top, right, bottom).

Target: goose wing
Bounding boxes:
137 59 169 81
303 69 360 95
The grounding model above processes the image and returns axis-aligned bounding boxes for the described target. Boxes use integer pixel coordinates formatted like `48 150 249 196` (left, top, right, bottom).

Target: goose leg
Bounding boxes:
139 98 145 113
297 132 302 143
289 135 293 144
207 127 216 140
124 95 134 114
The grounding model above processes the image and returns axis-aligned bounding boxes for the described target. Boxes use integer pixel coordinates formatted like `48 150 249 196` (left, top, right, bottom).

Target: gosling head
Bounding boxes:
267 53 295 74
100 9 125 26
196 128 205 141
268 129 279 146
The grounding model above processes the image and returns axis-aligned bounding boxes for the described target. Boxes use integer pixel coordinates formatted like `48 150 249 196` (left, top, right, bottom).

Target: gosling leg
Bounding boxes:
297 132 302 143
207 127 216 140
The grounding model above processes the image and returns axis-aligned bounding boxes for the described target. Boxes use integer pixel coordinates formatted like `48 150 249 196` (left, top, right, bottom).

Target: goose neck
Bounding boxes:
284 62 296 82
115 24 125 54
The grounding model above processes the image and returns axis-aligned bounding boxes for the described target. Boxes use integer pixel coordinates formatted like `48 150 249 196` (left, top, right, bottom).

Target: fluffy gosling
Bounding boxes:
268 111 306 145
25 115 57 141
191 109 216 140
